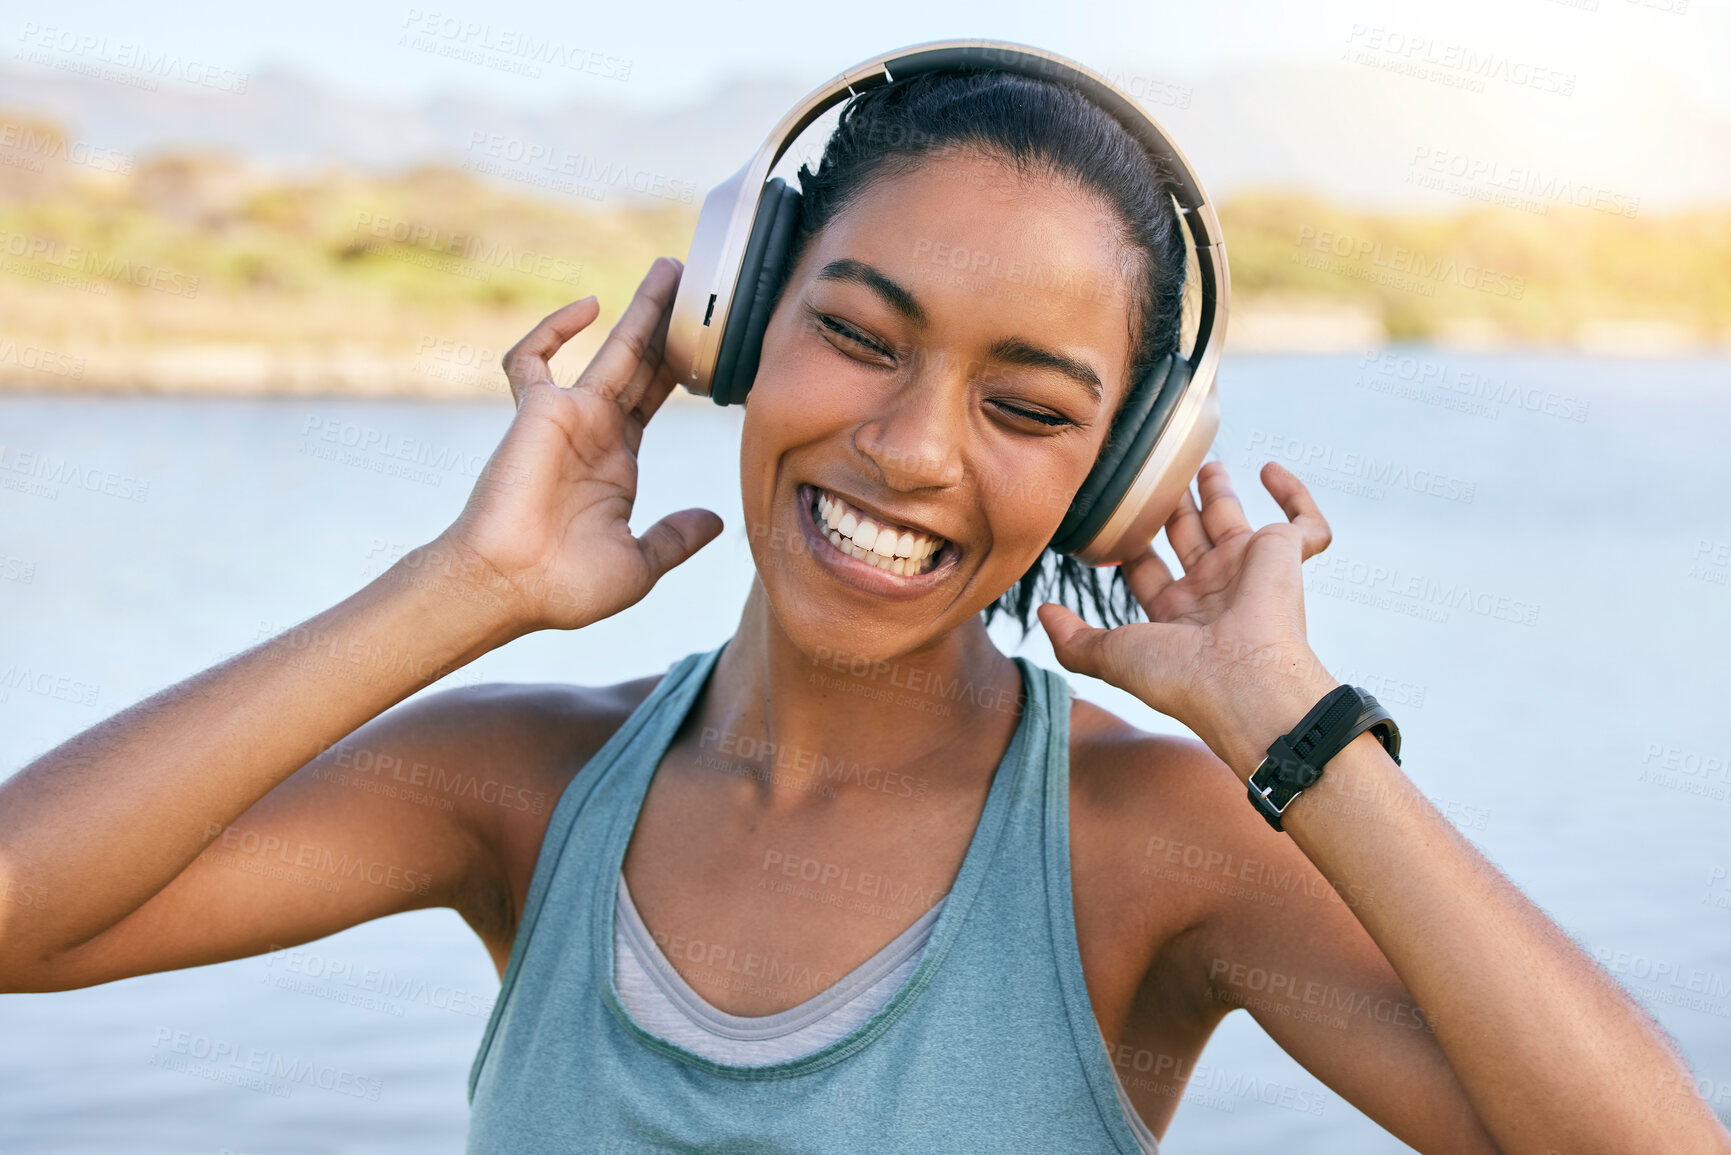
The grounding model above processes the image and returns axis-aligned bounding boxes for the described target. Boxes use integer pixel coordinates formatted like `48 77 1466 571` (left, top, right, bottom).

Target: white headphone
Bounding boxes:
664 38 1228 566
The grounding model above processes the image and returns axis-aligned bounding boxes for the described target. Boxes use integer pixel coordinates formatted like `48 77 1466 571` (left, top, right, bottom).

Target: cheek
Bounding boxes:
969 454 1082 562
737 334 844 509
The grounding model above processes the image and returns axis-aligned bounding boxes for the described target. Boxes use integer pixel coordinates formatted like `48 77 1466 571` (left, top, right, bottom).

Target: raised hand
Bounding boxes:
420 257 724 634
1037 459 1340 776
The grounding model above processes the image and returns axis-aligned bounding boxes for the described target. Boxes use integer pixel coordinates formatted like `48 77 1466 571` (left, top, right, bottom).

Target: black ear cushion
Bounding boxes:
711 178 802 405
1048 352 1192 555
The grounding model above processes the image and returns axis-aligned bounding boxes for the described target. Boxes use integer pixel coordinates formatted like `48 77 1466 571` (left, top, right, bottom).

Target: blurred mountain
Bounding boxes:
4 56 1728 210
0 64 803 200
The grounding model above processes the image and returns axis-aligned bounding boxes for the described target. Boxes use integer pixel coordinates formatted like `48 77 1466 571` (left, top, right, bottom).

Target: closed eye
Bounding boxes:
991 401 1075 428
813 307 1076 429
816 312 892 358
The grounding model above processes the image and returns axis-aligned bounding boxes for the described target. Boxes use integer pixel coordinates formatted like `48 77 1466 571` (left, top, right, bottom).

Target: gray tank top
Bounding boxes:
467 643 1161 1153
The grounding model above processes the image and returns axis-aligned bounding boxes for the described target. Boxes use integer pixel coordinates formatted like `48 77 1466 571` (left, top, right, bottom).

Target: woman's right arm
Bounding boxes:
0 256 721 992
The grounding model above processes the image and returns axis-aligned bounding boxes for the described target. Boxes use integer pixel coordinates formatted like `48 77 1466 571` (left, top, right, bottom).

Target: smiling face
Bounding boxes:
738 146 1142 660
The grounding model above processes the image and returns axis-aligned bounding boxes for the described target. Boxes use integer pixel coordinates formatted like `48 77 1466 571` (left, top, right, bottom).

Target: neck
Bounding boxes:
695 578 1027 812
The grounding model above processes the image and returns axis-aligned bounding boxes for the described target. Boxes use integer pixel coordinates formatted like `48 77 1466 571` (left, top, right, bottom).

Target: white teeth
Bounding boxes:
811 486 945 577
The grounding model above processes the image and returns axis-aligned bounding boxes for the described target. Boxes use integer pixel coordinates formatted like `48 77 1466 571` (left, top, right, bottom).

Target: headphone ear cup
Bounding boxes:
710 178 802 405
1049 352 1192 555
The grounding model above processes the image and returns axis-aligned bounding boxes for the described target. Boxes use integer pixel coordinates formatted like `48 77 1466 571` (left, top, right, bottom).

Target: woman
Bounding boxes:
0 68 1720 1154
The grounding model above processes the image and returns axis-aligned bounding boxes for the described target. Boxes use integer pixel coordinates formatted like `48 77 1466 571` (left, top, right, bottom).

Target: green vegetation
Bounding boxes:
1222 191 1731 343
1 114 1727 391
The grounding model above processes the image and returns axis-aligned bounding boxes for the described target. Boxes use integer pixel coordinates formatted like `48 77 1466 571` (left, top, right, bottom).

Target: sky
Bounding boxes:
14 0 1731 116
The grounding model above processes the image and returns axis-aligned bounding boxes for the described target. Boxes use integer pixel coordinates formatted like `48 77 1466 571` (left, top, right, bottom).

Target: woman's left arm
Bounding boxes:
1040 459 1731 1155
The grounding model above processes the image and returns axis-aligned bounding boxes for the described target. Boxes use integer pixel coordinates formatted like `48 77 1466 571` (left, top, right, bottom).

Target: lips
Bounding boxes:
801 484 954 580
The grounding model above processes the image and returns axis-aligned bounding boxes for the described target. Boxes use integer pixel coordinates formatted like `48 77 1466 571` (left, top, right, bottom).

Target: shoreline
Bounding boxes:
5 311 1725 399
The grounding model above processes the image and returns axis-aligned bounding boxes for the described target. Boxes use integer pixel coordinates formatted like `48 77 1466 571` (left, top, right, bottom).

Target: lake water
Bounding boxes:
2 351 1729 1153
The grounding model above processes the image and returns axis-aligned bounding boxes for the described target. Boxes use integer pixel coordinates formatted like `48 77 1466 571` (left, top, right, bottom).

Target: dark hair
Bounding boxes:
779 66 1189 636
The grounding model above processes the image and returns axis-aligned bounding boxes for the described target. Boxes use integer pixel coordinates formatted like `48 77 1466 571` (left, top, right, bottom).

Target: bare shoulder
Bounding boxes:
1066 693 1251 864
1066 691 1380 1018
1065 693 1305 996
401 671 665 966
1066 692 1321 914
1067 695 1224 819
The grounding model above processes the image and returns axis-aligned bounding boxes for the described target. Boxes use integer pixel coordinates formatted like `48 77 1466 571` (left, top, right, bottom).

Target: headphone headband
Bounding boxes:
666 38 1228 566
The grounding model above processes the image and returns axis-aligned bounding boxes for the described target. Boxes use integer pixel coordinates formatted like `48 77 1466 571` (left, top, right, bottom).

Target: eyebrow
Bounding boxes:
984 337 1103 403
814 257 1105 404
816 258 927 327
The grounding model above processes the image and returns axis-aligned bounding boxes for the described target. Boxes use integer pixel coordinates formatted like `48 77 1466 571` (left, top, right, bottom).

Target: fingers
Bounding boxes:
1260 460 1333 560
573 257 684 411
502 296 601 405
1120 545 1176 615
1195 460 1251 547
619 284 684 453
634 507 724 585
1035 603 1113 682
1164 484 1212 571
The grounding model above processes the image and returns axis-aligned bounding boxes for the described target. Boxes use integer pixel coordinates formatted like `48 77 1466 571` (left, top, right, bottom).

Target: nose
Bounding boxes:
854 349 969 492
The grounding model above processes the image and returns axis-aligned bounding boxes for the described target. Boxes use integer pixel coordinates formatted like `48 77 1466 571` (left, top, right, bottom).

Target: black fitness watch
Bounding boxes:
1246 684 1402 832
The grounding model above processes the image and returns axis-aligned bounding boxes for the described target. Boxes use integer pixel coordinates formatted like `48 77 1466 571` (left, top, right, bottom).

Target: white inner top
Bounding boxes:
611 870 1159 1152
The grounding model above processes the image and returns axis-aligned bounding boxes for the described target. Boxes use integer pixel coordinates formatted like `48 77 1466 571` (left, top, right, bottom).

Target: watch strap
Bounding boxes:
1247 685 1401 831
